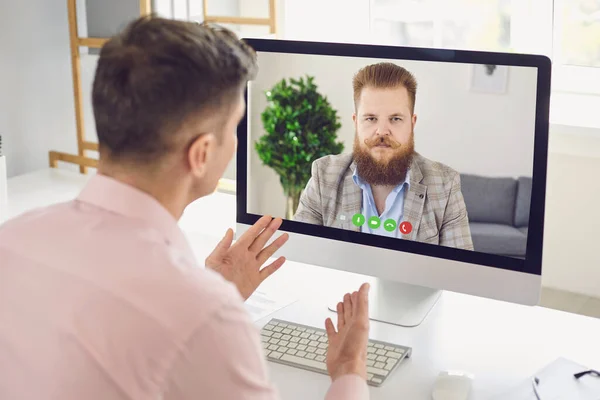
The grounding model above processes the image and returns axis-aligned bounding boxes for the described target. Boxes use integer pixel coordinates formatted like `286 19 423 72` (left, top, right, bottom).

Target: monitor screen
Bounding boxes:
238 41 549 275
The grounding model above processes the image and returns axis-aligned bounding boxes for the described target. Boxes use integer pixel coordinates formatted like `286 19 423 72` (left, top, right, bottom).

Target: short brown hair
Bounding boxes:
92 15 257 163
352 62 417 114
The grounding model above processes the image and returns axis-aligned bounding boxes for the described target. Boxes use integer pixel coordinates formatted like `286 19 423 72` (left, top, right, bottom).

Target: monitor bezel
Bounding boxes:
237 39 551 276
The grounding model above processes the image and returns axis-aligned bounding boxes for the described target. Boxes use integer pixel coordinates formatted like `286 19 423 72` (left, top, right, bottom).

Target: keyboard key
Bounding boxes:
278 323 288 328
318 343 327 349
306 353 316 360
282 335 291 341
297 327 306 332
299 339 310 345
287 343 298 349
385 360 396 370
316 349 326 355
270 351 282 360
306 329 315 334
318 336 328 343
269 338 279 345
374 344 384 349
367 347 376 353
282 329 292 335
297 345 307 351
280 354 327 373
279 341 289 347
375 362 385 369
306 346 317 353
387 351 402 359
291 337 300 343
385 346 394 351
264 324 274 331
262 330 273 337
309 340 319 347
291 331 300 336
394 347 403 353
315 355 326 362
262 342 269 349
368 366 389 376
297 351 307 357
300 332 310 339
270 321 279 326
268 344 278 351
315 331 325 336
273 333 283 339
287 349 297 355
373 378 382 384
309 335 319 341
376 356 387 362
367 360 375 367
367 354 377 360
278 346 288 353
367 373 374 380
376 349 387 356
261 336 269 343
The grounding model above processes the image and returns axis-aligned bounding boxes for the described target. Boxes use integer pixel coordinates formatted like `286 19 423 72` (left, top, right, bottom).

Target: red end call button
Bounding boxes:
399 221 412 235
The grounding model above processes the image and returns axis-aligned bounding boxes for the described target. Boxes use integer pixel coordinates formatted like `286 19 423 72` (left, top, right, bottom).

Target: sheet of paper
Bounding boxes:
244 289 298 322
489 357 600 400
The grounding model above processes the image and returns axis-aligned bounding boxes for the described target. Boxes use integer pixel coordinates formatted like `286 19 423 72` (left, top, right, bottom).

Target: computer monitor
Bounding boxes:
236 39 550 327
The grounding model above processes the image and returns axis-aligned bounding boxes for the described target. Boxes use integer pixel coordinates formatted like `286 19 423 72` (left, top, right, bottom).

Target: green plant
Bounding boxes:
256 75 344 218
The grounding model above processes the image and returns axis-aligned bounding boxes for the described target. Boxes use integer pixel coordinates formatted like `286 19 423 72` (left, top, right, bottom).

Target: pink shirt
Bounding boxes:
0 174 369 400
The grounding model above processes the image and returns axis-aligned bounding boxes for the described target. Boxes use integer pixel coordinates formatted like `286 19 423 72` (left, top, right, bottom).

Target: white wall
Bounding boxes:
246 52 537 217
0 0 80 177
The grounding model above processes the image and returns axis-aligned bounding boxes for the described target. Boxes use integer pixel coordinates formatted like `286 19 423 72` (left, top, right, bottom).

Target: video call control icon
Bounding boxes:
368 216 381 229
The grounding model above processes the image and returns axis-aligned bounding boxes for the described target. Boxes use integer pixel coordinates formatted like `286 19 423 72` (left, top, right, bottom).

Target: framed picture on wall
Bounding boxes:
470 64 509 94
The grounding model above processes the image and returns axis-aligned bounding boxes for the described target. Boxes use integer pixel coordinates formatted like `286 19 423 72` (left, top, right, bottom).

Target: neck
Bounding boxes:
98 162 189 220
371 184 395 215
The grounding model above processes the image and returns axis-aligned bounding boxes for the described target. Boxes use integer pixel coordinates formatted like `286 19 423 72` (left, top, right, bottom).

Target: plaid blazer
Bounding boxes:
293 152 474 250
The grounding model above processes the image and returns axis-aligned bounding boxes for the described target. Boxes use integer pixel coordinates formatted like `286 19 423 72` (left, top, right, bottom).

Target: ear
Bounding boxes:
352 112 358 125
188 133 217 179
412 113 418 127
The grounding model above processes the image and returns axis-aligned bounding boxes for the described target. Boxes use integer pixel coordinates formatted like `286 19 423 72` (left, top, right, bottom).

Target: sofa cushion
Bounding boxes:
460 174 518 225
519 227 528 236
514 176 532 227
469 222 527 256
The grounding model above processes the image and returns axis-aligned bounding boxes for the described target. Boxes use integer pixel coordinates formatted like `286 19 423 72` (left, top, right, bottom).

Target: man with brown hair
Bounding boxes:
294 62 473 250
0 16 371 399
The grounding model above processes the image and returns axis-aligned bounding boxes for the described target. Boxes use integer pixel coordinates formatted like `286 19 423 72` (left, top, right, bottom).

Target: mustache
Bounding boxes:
363 135 401 149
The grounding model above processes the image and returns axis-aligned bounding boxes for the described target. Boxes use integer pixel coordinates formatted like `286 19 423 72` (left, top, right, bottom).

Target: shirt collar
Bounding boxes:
76 174 194 260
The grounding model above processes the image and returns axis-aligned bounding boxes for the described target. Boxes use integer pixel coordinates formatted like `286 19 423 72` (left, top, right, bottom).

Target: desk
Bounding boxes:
6 169 600 399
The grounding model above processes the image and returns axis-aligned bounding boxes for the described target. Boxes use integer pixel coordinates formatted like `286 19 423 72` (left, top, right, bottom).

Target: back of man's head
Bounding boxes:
92 16 257 165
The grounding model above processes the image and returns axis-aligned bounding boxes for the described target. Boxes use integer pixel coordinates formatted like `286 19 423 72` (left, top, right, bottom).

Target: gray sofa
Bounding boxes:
460 174 532 258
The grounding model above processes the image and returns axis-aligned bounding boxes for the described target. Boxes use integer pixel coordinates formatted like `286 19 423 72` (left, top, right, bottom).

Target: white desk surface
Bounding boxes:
6 169 600 399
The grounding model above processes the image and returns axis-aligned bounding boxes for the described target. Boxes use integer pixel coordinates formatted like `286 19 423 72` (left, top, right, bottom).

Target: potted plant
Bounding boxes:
256 76 344 219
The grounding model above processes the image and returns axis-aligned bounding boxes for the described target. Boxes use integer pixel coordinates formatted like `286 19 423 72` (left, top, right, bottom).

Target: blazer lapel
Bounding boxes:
403 160 427 240
333 162 362 232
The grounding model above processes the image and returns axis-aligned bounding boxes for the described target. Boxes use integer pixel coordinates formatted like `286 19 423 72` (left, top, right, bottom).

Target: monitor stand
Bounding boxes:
328 279 442 327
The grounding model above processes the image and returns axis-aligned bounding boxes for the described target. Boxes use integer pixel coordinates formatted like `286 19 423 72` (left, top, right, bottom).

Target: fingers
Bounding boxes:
214 228 234 253
236 215 273 247
249 218 283 253
343 293 353 325
351 291 359 315
256 233 289 265
258 256 286 281
356 283 370 319
336 302 345 330
325 318 336 339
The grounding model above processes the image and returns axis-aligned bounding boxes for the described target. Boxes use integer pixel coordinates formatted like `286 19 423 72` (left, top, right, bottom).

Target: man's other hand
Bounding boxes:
325 283 370 382
205 216 289 300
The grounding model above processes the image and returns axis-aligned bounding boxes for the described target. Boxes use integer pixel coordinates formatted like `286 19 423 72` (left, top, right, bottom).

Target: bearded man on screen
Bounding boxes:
294 62 474 250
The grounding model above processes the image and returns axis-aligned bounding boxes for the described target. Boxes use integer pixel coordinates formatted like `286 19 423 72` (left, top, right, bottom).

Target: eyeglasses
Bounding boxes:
532 370 600 399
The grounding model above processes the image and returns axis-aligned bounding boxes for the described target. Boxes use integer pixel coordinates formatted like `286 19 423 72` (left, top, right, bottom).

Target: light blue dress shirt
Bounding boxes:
352 169 411 238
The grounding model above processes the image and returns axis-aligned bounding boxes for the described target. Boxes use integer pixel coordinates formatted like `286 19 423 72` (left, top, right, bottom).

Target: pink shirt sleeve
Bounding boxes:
163 298 369 400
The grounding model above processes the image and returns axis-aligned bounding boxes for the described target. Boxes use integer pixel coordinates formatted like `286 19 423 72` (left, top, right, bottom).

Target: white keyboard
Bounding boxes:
260 318 412 387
